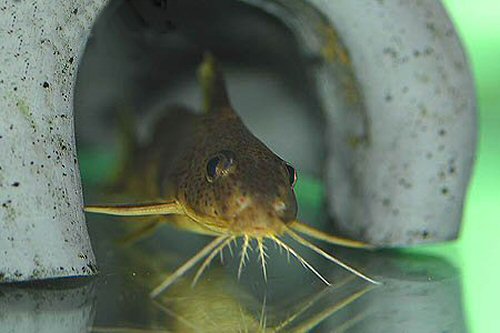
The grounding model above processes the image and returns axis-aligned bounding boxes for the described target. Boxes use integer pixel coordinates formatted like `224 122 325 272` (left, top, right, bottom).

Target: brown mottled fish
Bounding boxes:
85 54 379 298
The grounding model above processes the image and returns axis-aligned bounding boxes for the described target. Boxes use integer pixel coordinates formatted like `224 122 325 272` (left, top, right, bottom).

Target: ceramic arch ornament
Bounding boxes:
0 0 476 282
0 0 108 282
307 0 477 246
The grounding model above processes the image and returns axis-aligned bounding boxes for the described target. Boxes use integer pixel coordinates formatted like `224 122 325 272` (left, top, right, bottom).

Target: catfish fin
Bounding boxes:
198 52 233 114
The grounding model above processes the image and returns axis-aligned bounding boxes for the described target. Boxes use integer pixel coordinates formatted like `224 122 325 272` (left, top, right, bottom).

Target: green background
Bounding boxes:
417 2 500 332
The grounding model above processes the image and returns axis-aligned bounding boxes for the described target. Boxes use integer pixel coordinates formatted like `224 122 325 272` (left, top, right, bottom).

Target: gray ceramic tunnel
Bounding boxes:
308 0 477 245
0 0 476 282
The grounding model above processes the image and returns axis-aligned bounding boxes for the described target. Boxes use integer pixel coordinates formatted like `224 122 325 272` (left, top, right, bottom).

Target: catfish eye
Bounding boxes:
285 163 297 187
206 150 236 182
206 156 221 181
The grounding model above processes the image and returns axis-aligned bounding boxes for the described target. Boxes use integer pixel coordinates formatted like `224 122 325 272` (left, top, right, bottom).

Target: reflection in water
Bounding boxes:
0 279 95 333
87 214 467 332
0 216 465 333
342 250 468 333
89 232 375 332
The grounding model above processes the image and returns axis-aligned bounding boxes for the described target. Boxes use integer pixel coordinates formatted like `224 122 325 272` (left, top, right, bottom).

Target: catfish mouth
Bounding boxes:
234 221 284 237
222 192 298 236
187 204 289 237
228 207 289 237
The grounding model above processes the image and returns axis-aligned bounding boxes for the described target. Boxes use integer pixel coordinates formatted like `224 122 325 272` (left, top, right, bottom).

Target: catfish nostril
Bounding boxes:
273 198 297 223
273 200 286 213
237 196 250 208
234 196 251 216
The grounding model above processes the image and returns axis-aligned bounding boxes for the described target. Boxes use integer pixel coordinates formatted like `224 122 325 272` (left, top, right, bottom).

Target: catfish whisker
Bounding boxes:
238 304 249 333
274 237 290 263
287 229 380 285
273 239 282 254
257 238 268 282
247 239 255 253
290 221 371 249
192 236 234 287
150 235 227 298
238 235 250 279
152 298 201 331
227 239 234 257
270 236 330 286
259 293 268 331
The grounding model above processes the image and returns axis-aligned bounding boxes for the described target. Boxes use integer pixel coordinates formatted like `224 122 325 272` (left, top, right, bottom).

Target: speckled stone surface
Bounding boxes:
0 1 108 282
309 0 477 246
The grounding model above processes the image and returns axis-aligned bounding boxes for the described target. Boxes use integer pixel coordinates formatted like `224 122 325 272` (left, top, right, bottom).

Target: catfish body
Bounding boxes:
86 54 378 297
